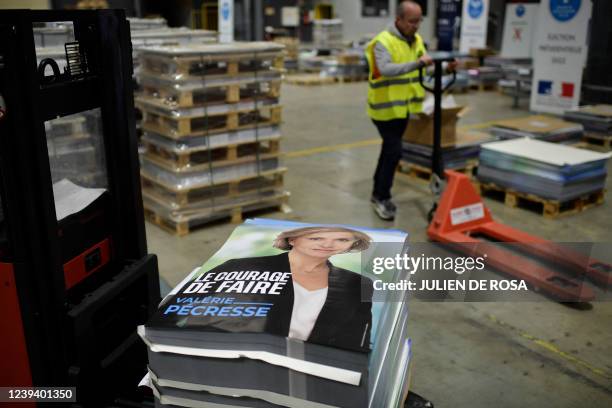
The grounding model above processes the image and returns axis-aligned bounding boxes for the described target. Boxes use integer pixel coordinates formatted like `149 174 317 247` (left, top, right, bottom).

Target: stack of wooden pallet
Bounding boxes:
135 42 289 235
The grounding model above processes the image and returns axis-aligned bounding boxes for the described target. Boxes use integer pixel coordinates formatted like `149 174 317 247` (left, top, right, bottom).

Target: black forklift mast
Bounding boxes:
0 9 160 407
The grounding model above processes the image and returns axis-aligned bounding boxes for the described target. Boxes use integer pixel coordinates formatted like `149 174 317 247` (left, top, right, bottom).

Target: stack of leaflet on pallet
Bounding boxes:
466 66 502 88
313 19 344 49
497 65 532 99
139 218 413 408
477 138 611 201
564 105 612 135
489 115 584 143
484 56 532 68
402 130 494 170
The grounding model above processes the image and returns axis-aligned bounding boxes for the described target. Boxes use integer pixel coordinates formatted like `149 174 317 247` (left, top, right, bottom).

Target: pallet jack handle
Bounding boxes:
418 53 458 221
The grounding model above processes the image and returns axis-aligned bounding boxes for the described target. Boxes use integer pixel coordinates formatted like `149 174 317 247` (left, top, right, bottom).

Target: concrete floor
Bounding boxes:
145 83 612 407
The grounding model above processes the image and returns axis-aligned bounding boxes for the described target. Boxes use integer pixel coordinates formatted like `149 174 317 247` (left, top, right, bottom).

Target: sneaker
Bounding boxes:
371 197 396 221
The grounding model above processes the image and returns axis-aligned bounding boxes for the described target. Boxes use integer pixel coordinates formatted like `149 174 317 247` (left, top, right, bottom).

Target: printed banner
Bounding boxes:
500 3 539 58
437 0 462 51
459 0 490 53
218 0 234 43
530 0 592 114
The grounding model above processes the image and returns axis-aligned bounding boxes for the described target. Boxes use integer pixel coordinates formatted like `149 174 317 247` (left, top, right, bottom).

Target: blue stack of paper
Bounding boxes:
478 138 611 201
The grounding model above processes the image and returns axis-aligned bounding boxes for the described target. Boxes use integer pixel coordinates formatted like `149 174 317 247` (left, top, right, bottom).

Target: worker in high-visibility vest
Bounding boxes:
366 1 455 221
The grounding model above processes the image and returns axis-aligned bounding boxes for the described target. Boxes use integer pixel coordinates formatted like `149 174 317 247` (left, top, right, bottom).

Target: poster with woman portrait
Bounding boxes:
148 219 409 354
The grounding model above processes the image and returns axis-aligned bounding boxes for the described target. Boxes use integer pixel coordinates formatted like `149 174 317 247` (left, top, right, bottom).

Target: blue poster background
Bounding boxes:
437 0 461 51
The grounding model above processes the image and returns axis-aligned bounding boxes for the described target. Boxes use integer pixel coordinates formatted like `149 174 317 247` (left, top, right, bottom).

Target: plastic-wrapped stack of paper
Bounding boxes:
139 219 413 408
478 138 611 201
135 43 288 230
313 19 344 49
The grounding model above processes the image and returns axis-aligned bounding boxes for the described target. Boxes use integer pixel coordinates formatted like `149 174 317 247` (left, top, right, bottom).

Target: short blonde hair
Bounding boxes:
273 226 371 252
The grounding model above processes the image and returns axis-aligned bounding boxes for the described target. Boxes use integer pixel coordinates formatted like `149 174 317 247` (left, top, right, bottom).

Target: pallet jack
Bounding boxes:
420 54 611 302
0 10 160 407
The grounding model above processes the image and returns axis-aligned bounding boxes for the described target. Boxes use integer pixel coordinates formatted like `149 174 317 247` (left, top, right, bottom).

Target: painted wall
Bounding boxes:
329 0 435 45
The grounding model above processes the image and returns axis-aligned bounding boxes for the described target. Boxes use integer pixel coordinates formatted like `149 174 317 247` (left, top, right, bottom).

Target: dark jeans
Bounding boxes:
372 117 409 201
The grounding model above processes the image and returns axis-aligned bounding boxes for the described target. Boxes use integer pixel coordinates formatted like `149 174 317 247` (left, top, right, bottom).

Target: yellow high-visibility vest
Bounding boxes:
365 30 426 121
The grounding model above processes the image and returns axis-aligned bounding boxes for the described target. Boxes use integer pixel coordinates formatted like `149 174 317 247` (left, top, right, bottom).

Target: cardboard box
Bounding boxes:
403 106 465 147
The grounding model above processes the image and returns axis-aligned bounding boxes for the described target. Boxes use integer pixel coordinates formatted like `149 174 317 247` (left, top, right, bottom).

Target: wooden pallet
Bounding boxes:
396 160 477 183
144 192 291 236
582 132 612 149
284 74 336 86
143 139 280 171
139 79 282 108
139 104 282 138
141 53 284 80
475 181 606 218
142 169 286 210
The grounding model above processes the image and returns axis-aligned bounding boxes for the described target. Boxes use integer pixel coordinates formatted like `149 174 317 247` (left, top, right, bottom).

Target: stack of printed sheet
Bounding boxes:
564 105 612 135
488 115 584 143
477 138 611 201
402 130 494 170
139 219 413 408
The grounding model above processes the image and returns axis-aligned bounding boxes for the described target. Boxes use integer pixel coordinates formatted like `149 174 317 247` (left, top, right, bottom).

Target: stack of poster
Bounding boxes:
402 130 494 170
139 219 413 407
564 105 612 139
477 138 611 201
488 115 584 143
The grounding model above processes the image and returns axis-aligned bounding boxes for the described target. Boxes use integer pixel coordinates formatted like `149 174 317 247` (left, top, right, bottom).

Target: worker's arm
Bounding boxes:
374 42 425 77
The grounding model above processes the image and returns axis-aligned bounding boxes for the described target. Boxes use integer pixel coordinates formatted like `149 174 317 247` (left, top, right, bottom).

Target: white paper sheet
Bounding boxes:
52 179 105 221
481 138 612 166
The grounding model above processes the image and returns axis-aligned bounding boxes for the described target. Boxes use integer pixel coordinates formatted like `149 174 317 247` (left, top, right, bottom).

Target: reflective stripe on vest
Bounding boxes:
366 30 426 121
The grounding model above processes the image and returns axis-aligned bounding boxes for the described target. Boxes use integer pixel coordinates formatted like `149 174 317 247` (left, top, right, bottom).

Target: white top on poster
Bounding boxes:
481 138 611 166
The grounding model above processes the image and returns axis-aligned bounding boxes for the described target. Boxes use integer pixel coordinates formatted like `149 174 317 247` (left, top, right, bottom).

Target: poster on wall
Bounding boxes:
437 0 462 51
500 3 539 58
530 0 592 114
459 0 490 53
219 0 234 43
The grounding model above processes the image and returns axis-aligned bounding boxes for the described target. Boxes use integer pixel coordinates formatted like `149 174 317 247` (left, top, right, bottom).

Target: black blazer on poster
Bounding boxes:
205 252 373 352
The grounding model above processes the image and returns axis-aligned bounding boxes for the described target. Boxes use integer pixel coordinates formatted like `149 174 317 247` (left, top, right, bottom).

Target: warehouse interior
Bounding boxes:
0 0 611 407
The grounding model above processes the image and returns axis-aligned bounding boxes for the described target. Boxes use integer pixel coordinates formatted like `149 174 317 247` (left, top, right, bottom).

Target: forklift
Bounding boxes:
0 9 160 407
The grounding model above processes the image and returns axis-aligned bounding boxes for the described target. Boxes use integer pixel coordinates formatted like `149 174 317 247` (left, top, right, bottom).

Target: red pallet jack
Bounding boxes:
420 55 611 302
427 170 611 301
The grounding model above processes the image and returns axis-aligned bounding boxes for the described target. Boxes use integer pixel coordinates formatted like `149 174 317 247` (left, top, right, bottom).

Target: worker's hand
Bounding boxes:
446 60 459 72
419 54 434 67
